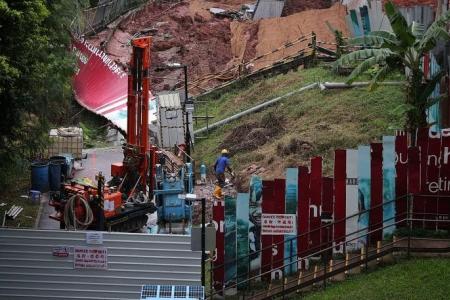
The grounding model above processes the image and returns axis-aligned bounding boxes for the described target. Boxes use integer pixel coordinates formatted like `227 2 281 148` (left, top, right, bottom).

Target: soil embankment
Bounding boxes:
87 1 350 94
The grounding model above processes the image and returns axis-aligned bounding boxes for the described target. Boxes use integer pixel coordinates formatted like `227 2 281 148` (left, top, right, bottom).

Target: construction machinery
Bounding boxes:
50 36 195 232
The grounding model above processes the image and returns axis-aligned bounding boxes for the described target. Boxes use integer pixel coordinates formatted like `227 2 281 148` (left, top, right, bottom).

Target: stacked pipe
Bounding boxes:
6 205 23 220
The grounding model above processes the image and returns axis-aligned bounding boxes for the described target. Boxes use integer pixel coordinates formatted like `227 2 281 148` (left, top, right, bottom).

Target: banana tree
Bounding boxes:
335 1 450 143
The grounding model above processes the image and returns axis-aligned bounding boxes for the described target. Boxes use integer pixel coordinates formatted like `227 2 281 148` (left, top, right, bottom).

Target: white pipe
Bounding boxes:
319 81 403 90
194 80 404 135
8 206 19 216
11 207 23 219
6 205 16 215
194 83 318 135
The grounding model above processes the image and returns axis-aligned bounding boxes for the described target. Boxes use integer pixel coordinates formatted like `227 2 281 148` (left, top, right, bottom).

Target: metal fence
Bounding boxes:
75 0 147 35
0 228 201 300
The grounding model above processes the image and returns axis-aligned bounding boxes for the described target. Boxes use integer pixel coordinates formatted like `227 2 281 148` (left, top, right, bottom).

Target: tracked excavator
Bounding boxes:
50 37 193 232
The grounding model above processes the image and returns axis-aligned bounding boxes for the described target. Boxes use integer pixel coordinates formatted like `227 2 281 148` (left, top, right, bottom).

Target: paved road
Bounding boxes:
76 147 123 181
38 147 123 230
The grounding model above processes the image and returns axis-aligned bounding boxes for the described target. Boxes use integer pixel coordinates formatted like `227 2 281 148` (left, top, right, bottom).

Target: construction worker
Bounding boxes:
214 149 234 187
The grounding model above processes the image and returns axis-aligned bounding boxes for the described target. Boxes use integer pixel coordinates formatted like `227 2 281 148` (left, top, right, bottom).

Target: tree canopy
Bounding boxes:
335 1 450 139
0 0 87 185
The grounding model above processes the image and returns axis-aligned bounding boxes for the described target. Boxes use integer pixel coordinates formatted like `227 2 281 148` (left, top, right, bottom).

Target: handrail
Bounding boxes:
212 193 409 273
215 213 406 296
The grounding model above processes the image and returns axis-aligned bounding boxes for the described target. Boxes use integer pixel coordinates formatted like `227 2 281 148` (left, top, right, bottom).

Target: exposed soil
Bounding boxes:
384 0 437 8
282 0 333 16
276 138 314 158
253 3 351 70
220 111 285 153
87 1 350 94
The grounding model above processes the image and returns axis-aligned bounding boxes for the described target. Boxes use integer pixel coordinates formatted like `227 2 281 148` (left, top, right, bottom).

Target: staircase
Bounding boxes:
0 229 201 300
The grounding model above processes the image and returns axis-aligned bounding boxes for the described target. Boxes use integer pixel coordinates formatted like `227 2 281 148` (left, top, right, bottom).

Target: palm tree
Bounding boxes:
335 1 450 143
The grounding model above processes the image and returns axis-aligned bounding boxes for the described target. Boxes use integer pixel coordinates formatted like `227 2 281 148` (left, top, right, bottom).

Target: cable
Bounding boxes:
64 194 94 230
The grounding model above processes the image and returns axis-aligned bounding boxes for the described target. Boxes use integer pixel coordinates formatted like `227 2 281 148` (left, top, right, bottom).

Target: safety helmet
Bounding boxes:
221 149 229 155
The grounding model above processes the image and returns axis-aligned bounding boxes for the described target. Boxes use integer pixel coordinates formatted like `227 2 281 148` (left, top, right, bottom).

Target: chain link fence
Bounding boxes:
72 0 147 36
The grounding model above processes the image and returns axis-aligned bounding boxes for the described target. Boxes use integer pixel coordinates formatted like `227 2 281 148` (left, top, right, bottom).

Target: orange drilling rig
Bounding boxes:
50 37 159 231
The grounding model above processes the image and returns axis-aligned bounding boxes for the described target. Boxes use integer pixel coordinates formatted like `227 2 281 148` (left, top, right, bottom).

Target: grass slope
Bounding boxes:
193 65 405 183
302 258 450 300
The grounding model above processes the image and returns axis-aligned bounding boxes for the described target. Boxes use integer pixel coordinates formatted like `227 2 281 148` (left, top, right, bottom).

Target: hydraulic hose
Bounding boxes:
64 194 94 230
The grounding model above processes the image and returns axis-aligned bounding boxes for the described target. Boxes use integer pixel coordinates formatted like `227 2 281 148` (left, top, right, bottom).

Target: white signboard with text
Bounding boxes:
74 246 108 270
261 214 297 235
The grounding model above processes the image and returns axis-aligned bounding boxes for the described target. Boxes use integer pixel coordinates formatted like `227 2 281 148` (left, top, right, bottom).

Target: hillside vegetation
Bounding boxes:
193 65 405 186
302 258 450 300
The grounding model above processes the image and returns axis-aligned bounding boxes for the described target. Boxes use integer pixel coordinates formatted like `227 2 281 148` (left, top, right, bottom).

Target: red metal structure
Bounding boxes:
51 37 157 231
113 36 155 196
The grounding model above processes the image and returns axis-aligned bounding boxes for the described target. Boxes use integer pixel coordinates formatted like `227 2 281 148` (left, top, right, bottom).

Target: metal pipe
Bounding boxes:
319 81 403 90
194 83 318 135
12 207 23 219
201 197 206 287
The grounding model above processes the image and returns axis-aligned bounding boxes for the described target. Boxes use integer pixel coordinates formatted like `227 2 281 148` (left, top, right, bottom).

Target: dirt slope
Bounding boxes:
87 1 350 94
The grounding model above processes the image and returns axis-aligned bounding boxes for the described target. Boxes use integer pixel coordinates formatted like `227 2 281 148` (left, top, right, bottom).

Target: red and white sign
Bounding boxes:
261 214 297 235
52 246 70 257
74 246 108 270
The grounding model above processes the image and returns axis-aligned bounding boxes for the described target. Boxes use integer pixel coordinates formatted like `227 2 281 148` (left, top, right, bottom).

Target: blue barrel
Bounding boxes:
50 156 68 179
31 161 49 192
57 153 74 179
49 161 62 191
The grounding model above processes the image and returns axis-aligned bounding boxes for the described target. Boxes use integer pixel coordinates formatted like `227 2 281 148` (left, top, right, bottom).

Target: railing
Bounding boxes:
207 193 450 299
72 0 147 36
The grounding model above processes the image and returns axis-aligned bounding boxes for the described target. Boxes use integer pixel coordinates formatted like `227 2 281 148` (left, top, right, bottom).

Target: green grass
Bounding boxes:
301 258 450 300
193 64 406 181
76 107 110 149
0 169 38 228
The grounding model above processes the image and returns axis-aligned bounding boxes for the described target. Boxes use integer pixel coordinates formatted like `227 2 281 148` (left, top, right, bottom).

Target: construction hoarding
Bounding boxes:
212 128 450 290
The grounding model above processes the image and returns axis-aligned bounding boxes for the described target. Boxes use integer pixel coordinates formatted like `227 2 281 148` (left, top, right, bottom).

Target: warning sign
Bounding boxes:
74 246 108 270
261 214 297 235
52 246 70 257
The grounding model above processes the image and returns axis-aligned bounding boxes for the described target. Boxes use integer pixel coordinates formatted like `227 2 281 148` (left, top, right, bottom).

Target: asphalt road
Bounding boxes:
37 147 123 230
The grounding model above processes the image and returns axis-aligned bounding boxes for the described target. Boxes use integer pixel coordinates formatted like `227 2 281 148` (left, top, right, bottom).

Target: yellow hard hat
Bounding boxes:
221 149 229 155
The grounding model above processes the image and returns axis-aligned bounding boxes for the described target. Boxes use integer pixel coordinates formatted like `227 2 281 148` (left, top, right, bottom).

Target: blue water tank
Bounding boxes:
50 155 69 180
49 161 62 191
31 161 49 192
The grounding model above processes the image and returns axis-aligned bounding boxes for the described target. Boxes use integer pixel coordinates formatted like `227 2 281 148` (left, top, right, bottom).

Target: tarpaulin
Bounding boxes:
72 34 156 132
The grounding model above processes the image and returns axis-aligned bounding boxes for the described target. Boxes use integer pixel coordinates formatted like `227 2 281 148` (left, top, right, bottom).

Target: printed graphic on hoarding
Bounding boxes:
213 200 225 290
297 166 310 261
358 146 371 246
236 193 249 288
284 168 298 275
261 180 275 280
249 175 263 276
224 195 237 285
309 157 322 252
71 35 157 131
334 150 346 253
271 179 286 280
346 149 359 250
370 143 383 243
383 136 396 236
